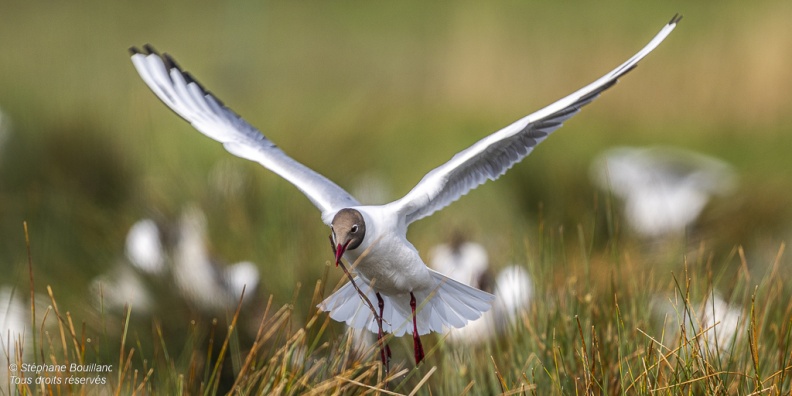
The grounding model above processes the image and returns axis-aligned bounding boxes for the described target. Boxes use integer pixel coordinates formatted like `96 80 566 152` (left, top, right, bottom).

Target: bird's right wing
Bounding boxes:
130 46 360 222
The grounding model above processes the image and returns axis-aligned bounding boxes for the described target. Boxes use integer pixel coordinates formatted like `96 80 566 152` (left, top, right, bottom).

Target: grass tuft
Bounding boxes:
5 196 792 395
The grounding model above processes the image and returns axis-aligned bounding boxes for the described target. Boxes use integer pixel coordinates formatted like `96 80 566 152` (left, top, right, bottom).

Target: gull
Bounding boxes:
697 294 743 354
0 286 51 383
0 286 26 356
653 293 743 355
93 209 259 314
429 235 533 344
125 218 166 275
91 264 154 313
429 233 490 290
590 146 735 237
492 265 533 332
1 286 26 384
129 15 679 365
172 205 260 310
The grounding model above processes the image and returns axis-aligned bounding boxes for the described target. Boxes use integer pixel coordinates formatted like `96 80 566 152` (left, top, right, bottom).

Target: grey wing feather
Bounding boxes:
392 15 681 225
130 46 360 222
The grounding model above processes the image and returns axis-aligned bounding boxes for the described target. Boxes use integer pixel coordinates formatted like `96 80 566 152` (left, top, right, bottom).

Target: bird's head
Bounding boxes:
330 208 366 266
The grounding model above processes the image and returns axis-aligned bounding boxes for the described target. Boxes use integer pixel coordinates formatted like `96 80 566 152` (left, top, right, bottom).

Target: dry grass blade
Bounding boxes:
46 286 71 373
407 365 436 396
652 371 728 392
228 295 282 391
460 380 476 396
749 289 762 389
501 384 538 395
491 355 508 393
331 235 392 374
745 386 776 395
628 321 726 393
335 375 405 396
326 367 414 395
132 368 154 395
118 348 137 395
333 235 387 326
574 315 594 394
205 287 246 395
116 304 132 394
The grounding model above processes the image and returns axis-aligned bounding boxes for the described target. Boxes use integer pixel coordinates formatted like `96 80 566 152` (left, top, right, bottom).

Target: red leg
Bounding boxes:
410 292 425 364
375 293 392 371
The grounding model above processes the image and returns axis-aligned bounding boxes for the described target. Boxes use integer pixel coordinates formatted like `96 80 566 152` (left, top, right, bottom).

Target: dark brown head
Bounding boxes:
330 208 366 265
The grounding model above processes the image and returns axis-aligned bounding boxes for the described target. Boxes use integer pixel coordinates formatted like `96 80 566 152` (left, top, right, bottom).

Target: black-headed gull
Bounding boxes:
129 15 679 365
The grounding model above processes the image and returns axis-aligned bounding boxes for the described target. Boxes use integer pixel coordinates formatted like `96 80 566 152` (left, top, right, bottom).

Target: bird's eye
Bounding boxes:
351 225 359 233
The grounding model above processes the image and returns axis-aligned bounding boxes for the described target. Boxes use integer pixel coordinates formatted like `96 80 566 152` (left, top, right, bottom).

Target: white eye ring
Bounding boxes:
351 225 359 233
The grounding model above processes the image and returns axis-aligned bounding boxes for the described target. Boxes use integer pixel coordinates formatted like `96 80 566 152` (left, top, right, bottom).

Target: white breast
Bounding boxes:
340 206 433 294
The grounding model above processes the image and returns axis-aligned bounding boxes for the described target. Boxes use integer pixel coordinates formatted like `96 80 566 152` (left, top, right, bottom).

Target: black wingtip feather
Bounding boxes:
129 46 142 56
159 52 203 90
142 44 159 56
669 13 683 25
162 53 180 71
183 71 215 102
182 71 197 85
155 51 222 105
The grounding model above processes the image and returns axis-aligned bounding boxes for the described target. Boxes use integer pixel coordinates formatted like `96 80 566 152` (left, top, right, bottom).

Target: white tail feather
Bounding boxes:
318 269 495 336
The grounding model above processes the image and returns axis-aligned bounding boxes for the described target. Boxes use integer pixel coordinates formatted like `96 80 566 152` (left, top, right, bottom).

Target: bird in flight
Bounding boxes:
130 14 679 366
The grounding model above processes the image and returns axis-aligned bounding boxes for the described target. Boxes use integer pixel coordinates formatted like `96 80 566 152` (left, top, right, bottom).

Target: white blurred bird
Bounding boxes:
429 237 533 344
0 286 51 383
429 234 489 288
93 208 260 313
653 293 743 355
91 265 154 312
492 265 533 331
93 218 165 313
0 286 26 352
125 218 166 275
700 294 743 353
1 286 25 384
173 205 260 310
130 15 679 364
591 146 735 237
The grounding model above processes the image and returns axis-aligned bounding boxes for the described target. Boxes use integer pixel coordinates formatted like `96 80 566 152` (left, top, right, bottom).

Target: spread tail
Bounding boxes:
318 269 495 336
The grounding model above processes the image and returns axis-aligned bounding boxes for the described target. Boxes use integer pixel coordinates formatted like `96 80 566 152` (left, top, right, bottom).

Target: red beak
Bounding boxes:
335 241 349 267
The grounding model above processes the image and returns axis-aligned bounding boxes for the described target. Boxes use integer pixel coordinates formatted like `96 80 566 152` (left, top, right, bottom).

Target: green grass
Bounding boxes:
1 1 791 394
4 221 791 394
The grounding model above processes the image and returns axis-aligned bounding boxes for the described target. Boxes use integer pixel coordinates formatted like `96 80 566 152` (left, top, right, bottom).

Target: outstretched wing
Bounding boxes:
391 15 681 225
130 46 360 222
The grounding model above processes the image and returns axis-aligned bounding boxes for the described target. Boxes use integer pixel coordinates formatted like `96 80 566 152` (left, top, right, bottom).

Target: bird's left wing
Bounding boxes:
391 15 680 225
130 46 360 222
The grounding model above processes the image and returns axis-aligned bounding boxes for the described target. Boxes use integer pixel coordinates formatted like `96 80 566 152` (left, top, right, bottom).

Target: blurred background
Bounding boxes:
1 0 790 353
